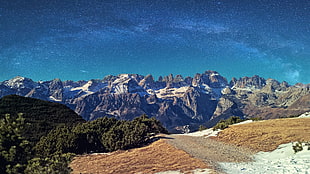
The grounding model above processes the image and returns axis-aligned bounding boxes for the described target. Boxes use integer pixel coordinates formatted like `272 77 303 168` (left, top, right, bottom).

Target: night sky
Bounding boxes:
1 0 309 84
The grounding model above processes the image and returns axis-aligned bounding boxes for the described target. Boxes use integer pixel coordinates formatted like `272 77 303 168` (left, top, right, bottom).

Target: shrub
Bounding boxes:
198 125 207 131
292 142 310 153
0 114 31 174
213 116 245 131
25 153 74 174
213 121 229 131
101 115 168 151
251 117 262 121
292 142 303 153
35 114 168 155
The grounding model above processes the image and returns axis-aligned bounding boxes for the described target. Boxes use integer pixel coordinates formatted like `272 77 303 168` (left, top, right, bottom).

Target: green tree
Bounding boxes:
34 126 80 157
213 116 245 131
198 125 207 131
0 114 31 174
71 117 119 153
25 153 74 174
101 115 168 152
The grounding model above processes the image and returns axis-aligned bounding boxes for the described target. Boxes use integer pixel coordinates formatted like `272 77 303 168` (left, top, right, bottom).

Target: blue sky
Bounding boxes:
1 0 309 84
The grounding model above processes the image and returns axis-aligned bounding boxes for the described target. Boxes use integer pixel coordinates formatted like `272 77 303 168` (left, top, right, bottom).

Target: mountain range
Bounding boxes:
1 70 309 132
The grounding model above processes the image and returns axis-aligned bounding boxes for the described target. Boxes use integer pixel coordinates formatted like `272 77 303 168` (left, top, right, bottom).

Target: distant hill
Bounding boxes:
0 95 85 142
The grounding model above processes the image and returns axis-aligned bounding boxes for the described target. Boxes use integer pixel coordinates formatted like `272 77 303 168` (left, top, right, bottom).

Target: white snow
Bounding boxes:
112 74 130 85
219 142 310 174
155 168 212 174
299 112 310 118
70 80 107 96
49 96 61 102
4 76 38 89
155 86 190 99
184 120 253 137
182 128 221 137
233 120 253 125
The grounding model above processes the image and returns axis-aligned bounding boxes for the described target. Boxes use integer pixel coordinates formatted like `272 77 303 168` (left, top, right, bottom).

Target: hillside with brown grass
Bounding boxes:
215 117 310 152
70 139 212 174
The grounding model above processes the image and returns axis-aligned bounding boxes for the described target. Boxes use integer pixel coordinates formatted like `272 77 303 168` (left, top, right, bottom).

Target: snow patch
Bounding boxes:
49 96 61 102
155 168 212 174
233 120 253 125
220 142 310 174
70 80 107 96
184 120 253 137
182 128 221 137
155 86 190 99
299 112 310 118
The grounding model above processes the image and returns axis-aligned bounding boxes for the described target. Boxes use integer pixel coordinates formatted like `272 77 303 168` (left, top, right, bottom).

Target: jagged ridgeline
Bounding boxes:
0 71 309 133
0 95 85 142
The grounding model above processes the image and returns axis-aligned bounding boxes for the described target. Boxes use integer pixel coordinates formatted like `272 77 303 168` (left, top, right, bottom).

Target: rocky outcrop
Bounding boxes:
230 75 266 89
0 71 309 132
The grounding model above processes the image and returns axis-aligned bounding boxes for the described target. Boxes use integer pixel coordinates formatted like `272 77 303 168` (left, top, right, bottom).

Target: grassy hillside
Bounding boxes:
70 139 211 174
215 117 310 152
0 95 85 142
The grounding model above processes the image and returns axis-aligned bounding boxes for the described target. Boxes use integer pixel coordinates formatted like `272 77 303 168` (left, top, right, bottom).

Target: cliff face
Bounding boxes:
1 71 309 132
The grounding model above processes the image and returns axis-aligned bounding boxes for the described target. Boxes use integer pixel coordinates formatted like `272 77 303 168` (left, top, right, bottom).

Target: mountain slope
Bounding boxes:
0 95 85 142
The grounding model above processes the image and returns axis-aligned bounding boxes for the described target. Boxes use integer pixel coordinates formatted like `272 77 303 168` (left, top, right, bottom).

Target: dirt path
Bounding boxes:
165 134 255 173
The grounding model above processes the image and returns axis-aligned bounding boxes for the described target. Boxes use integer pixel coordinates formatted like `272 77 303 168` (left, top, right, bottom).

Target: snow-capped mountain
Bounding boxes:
1 70 309 132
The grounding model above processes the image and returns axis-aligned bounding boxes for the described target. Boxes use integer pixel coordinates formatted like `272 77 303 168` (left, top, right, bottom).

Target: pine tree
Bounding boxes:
0 113 31 174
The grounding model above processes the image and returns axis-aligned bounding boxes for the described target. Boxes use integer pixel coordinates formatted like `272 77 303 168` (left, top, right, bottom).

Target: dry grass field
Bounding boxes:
215 117 310 152
70 138 212 174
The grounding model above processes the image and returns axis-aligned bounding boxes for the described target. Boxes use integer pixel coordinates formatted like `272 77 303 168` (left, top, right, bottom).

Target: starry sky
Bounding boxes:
1 0 309 84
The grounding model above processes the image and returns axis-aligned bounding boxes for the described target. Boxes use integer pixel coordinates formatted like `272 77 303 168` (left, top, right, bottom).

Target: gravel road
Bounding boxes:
165 134 255 173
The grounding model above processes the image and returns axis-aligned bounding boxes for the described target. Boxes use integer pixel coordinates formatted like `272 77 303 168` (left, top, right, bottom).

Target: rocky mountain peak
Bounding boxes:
158 76 163 82
192 71 227 88
3 76 37 89
230 75 266 89
139 74 155 89
49 78 63 89
163 74 174 83
110 74 145 94
173 75 184 83
205 71 228 88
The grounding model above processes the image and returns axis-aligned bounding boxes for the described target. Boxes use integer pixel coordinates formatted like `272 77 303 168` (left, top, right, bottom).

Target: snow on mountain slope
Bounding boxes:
70 80 107 96
155 86 191 99
110 74 145 94
3 76 38 89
